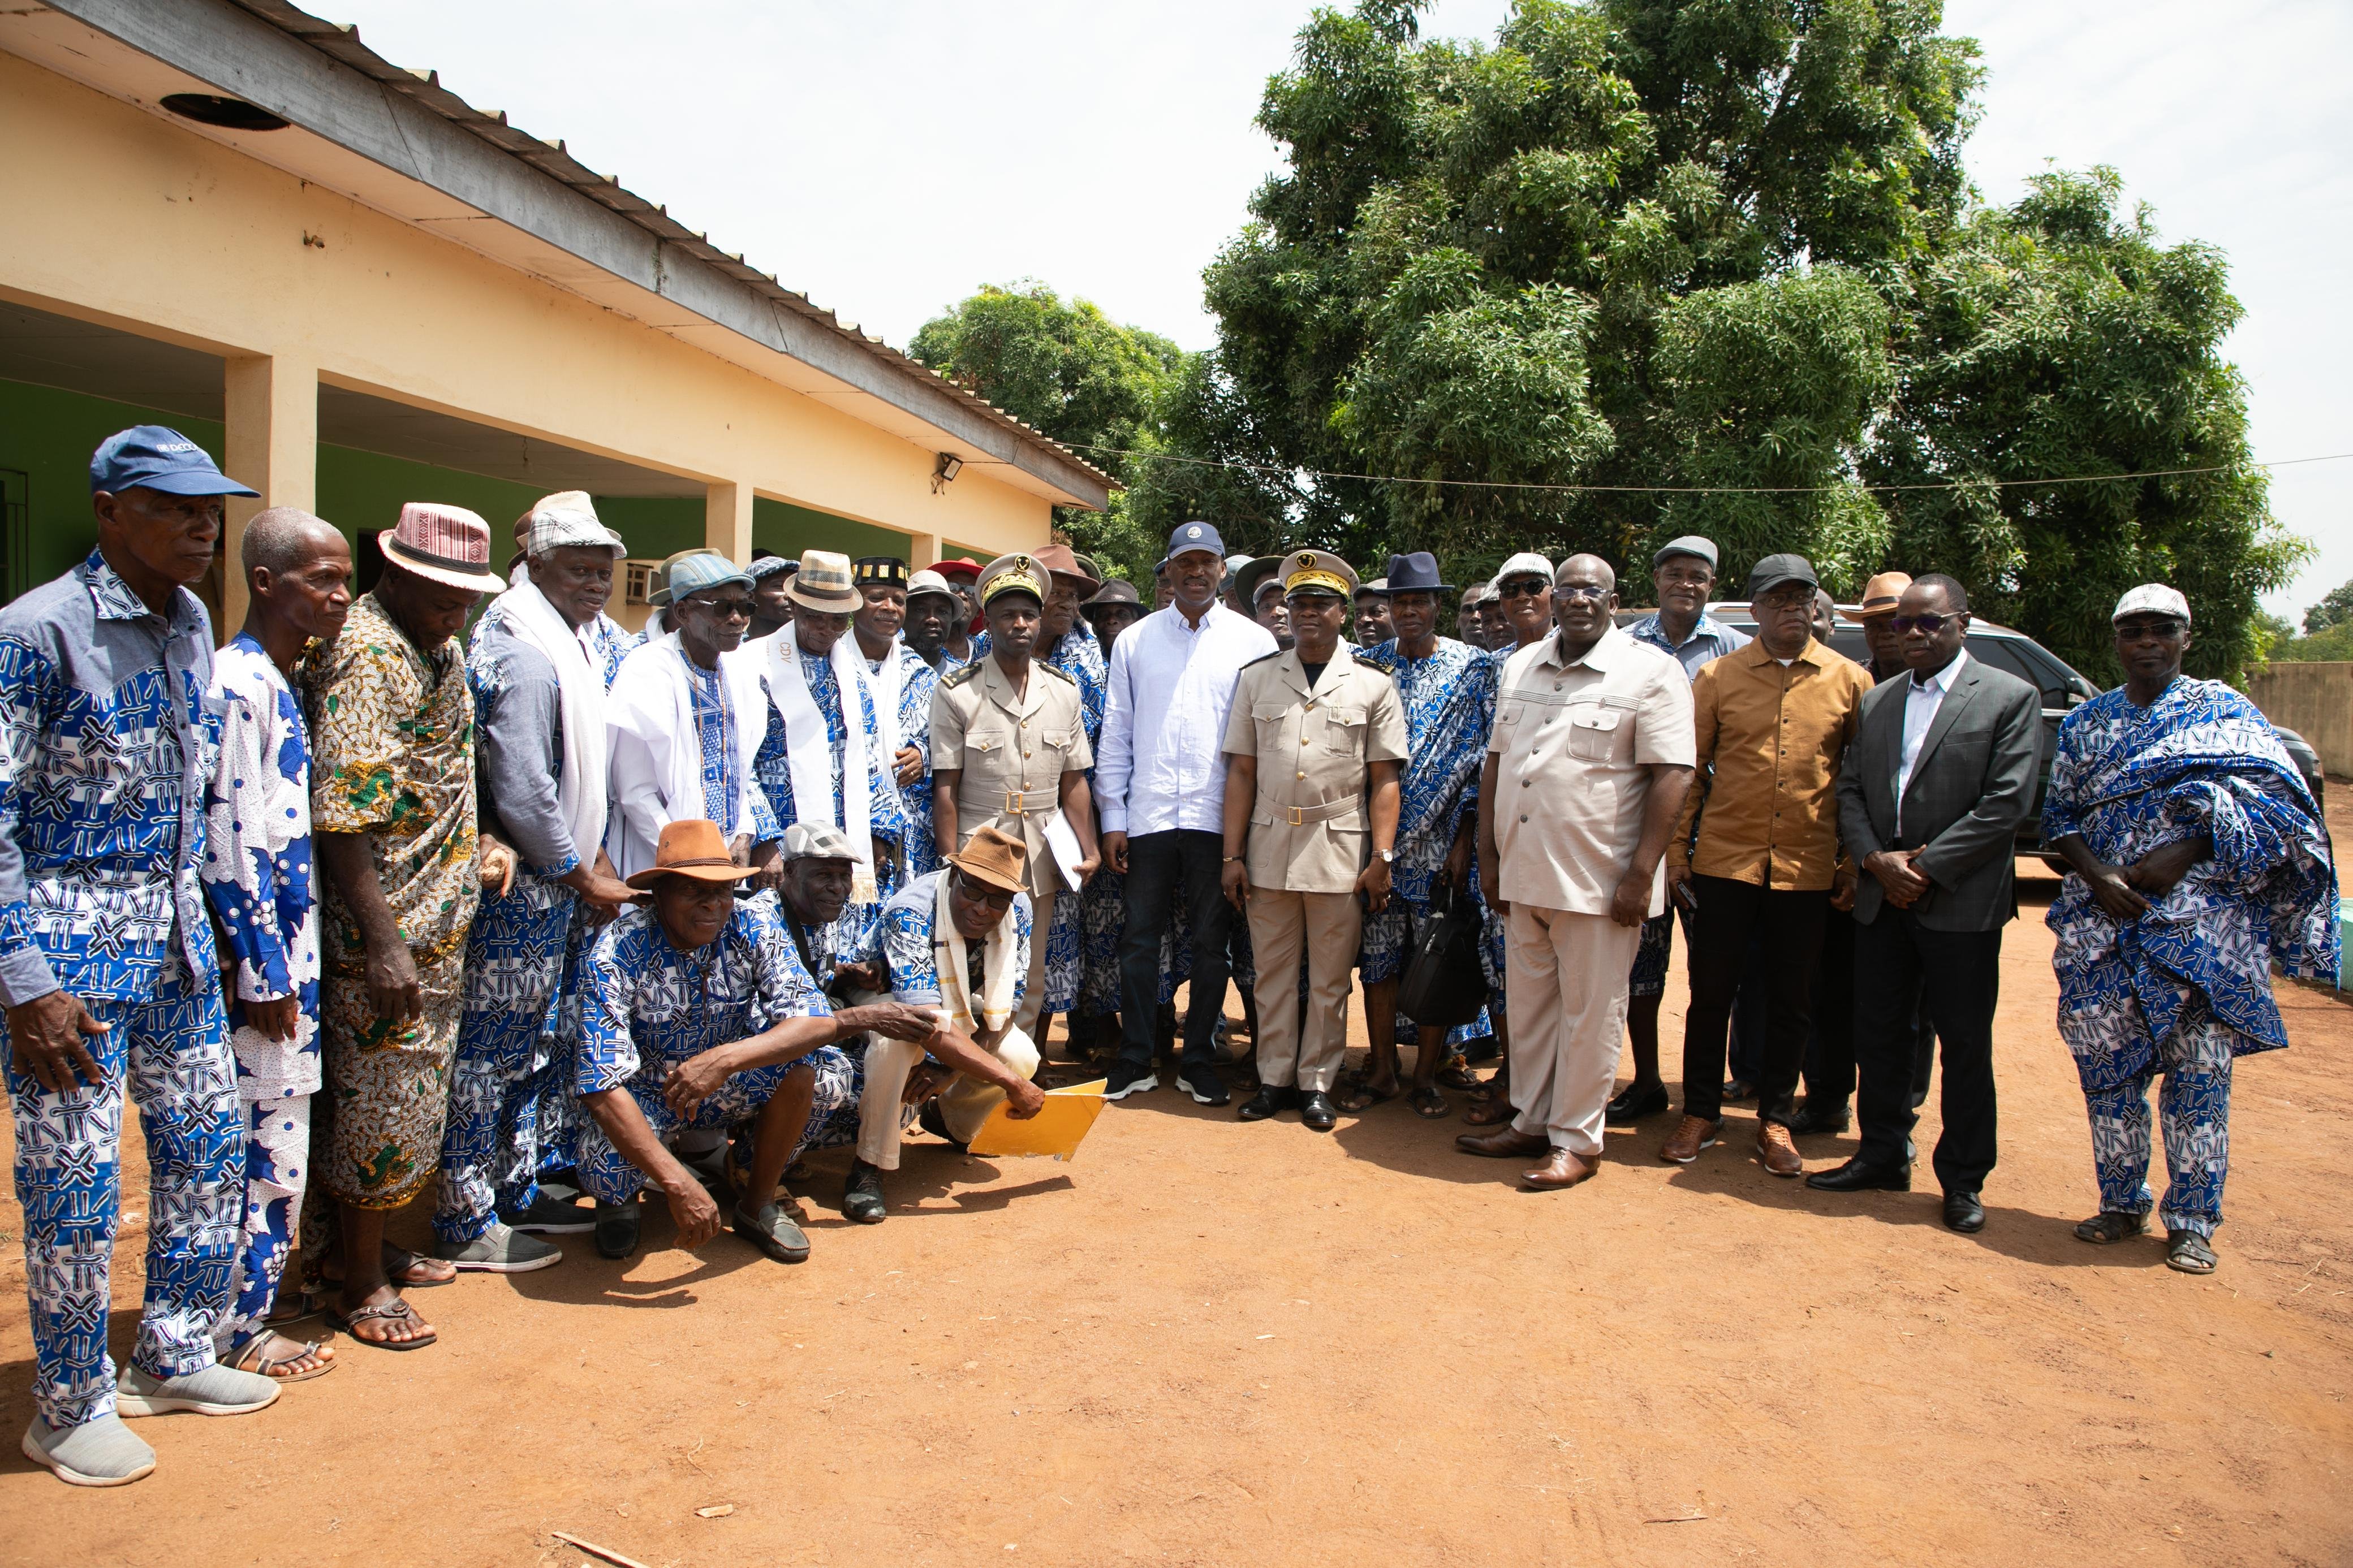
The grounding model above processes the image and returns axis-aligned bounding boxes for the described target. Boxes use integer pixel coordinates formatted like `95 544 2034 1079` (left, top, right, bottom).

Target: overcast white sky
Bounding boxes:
325 0 2349 617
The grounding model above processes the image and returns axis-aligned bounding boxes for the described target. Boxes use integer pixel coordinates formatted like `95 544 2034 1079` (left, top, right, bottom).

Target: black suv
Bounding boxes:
1623 606 2326 864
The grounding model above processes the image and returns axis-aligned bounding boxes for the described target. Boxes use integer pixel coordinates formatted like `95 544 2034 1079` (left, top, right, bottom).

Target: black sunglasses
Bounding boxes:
1889 613 1956 634
953 872 1016 910
1496 578 1551 599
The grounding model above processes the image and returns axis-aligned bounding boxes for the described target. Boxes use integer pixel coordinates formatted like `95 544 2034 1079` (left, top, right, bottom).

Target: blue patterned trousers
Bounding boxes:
216 1089 310 1356
1079 869 1124 1016
434 879 574 1244
5 953 241 1427
576 1046 856 1206
2076 996 2235 1238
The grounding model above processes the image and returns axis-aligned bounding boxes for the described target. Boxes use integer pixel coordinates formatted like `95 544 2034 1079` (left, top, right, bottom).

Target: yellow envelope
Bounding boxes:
966 1079 1108 1162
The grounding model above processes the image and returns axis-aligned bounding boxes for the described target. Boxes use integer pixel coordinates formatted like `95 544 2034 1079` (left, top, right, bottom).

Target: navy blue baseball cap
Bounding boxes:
90 425 258 498
1163 520 1227 561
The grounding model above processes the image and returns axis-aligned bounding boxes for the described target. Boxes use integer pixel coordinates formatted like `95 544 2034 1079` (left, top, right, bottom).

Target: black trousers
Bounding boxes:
1679 876 1829 1125
1853 909 2002 1193
1115 829 1232 1076
1801 906 1858 1102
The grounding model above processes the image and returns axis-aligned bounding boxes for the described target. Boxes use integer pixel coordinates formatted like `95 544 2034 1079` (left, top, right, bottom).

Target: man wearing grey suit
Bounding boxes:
1807 574 2040 1232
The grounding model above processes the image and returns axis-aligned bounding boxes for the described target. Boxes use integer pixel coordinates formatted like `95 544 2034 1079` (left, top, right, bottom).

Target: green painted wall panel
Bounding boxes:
754 496 909 564
0 378 221 590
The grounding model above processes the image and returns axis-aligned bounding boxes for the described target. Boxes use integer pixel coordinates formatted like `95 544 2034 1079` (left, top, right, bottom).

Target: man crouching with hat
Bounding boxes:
1220 551 1406 1129
839 826 1049 1223
574 820 938 1262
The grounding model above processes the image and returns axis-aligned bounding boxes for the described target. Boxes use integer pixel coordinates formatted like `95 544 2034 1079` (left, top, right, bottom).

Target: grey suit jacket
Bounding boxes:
1837 654 2041 931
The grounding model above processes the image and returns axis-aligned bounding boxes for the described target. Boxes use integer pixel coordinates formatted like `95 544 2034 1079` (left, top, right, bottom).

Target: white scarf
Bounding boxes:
762 628 889 902
935 870 1018 1033
485 578 608 860
605 630 761 878
854 636 908 752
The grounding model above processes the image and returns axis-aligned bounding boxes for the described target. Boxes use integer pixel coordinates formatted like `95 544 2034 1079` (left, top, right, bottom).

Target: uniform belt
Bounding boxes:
1000 788 1055 815
1275 793 1363 828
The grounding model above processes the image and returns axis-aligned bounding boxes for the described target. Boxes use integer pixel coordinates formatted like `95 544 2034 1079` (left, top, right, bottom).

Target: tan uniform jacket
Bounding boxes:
930 654 1093 896
1220 646 1408 893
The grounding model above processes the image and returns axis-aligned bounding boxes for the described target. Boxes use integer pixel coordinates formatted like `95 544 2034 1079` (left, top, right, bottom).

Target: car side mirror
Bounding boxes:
2066 690 2087 707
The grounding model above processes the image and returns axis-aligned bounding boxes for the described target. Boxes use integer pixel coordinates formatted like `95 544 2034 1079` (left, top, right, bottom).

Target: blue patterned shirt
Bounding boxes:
1354 636 1497 860
753 644 907 844
860 869 1032 1011
0 549 221 1007
576 899 829 1096
1626 609 1751 682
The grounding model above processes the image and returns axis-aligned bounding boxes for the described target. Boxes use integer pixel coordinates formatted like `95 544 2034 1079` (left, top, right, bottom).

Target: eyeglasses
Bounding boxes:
1889 613 1955 634
1496 578 1550 599
954 874 1016 910
686 597 754 621
1554 584 1611 603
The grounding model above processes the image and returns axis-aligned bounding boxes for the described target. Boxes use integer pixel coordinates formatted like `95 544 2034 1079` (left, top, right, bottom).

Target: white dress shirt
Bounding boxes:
1895 646 1968 833
1096 600 1277 835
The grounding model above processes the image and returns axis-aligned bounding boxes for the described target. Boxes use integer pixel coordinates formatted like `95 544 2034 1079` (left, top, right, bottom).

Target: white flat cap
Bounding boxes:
2111 584 2192 624
1494 551 1555 586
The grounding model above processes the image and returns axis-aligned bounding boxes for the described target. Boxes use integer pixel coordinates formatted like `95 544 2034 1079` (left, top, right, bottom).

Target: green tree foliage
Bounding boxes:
1181 0 2300 680
2303 577 2353 635
909 282 1186 585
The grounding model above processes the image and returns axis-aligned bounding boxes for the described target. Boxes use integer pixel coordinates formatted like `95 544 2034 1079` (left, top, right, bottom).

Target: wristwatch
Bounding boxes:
1374 848 1394 863
1223 854 1246 863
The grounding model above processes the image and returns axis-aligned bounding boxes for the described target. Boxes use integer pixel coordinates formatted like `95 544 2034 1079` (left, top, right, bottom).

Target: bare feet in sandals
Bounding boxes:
229 1330 338 1381
317 1244 455 1290
1336 1075 1402 1113
328 1285 437 1351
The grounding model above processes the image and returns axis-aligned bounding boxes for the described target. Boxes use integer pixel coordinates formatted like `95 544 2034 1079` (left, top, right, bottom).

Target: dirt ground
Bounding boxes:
3 855 2349 1567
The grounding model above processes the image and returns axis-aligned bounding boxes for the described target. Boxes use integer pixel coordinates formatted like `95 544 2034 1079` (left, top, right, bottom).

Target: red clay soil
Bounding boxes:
2 858 2348 1567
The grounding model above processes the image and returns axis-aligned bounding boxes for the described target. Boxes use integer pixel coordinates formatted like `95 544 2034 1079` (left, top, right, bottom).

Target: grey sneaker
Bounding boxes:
732 1199 811 1264
22 1414 154 1486
114 1363 280 1418
430 1221 562 1273
507 1190 596 1234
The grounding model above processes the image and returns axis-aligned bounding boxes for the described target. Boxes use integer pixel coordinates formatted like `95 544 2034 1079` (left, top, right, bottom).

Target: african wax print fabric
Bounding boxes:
302 590 480 1209
0 548 221 1008
203 633 322 1094
755 643 906 949
215 1090 309 1356
5 950 238 1427
873 641 942 878
860 869 1033 1013
2082 991 2235 1237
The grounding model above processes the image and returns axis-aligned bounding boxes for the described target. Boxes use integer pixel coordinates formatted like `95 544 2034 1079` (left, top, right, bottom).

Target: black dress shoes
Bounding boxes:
1300 1090 1337 1131
1239 1084 1300 1122
1605 1083 1670 1124
1942 1190 1985 1233
1804 1156 1911 1193
1786 1098 1851 1136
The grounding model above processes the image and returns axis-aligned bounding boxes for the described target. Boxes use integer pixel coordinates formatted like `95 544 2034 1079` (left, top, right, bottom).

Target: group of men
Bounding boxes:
1 425 2334 1488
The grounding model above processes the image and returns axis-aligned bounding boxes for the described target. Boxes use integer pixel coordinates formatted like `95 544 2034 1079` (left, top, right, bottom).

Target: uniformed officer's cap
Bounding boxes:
977 552 1048 608
1283 549 1358 600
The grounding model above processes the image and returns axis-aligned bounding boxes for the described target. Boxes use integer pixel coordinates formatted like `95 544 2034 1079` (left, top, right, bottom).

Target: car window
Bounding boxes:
1966 634 2070 709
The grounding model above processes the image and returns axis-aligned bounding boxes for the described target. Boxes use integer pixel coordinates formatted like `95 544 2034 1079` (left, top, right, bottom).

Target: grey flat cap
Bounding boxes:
1653 535 1720 571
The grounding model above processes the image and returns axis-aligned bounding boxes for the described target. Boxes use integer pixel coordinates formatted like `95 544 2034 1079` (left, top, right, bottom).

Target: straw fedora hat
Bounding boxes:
624 818 761 891
944 824 1028 895
1856 571 1914 620
788 549 864 614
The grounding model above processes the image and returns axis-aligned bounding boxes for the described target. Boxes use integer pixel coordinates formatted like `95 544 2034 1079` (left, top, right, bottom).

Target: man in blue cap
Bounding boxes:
1341 550 1499 1119
2 426 284 1485
1096 522 1277 1104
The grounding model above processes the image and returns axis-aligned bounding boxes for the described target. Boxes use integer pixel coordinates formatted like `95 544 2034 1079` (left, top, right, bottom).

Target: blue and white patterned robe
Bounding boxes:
755 643 907 951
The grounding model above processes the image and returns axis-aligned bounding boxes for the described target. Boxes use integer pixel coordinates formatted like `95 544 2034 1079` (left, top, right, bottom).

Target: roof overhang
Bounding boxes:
3 0 1113 512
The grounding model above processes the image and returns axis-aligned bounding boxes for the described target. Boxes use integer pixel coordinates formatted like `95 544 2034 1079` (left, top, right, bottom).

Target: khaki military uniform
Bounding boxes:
1219 646 1408 1091
931 654 1092 1035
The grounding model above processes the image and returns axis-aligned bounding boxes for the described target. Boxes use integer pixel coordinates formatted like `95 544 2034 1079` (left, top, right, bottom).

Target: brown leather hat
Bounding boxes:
626 818 760 891
1031 543 1101 593
1856 571 1914 620
943 823 1028 895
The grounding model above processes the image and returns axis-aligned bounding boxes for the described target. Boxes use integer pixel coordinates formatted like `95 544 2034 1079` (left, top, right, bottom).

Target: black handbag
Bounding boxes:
1395 882 1489 1030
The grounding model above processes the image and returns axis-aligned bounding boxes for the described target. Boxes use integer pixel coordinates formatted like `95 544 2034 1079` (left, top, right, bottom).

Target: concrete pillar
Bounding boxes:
705 480 754 564
910 532 943 571
221 352 317 631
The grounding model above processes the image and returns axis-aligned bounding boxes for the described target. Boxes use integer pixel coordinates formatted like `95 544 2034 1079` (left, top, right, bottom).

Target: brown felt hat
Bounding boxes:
626 818 761 890
1032 542 1101 593
1856 571 1914 620
943 824 1028 895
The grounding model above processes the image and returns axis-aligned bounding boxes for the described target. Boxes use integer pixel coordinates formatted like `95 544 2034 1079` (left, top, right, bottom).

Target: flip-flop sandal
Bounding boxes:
324 1297 437 1352
386 1248 456 1288
1461 1095 1516 1126
265 1287 327 1327
2165 1230 2218 1275
1435 1062 1481 1092
229 1333 339 1382
1336 1080 1403 1113
1408 1085 1451 1119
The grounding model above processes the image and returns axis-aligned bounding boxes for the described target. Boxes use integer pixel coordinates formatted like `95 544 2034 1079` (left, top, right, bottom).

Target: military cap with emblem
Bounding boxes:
1282 548 1358 600
976 552 1049 608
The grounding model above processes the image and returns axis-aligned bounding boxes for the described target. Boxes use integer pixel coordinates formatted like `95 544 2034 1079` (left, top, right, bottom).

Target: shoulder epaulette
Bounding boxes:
940 662 982 689
1038 660 1076 684
1239 650 1283 671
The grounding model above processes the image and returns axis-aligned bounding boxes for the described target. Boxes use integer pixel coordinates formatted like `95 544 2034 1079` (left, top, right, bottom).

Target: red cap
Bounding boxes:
934 556 982 582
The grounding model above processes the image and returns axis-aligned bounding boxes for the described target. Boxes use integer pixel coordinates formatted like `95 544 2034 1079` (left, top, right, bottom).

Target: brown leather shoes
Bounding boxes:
1756 1120 1803 1178
1658 1115 1721 1164
1522 1147 1598 1191
1456 1126 1549 1159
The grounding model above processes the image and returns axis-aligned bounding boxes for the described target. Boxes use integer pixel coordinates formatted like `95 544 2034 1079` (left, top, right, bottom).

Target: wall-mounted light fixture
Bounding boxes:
932 451 964 494
161 93 290 132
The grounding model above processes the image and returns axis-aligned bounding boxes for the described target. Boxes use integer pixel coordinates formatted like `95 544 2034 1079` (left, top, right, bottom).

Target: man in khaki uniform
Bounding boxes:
1464 555 1695 1190
932 552 1099 1038
1219 551 1406 1130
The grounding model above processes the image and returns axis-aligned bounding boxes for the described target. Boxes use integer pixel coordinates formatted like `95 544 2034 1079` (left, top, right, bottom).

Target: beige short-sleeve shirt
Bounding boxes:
1221 646 1408 893
1489 625 1694 915
931 655 1092 895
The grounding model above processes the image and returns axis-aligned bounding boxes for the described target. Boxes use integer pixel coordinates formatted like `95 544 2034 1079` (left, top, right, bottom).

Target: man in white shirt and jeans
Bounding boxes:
1096 522 1278 1104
